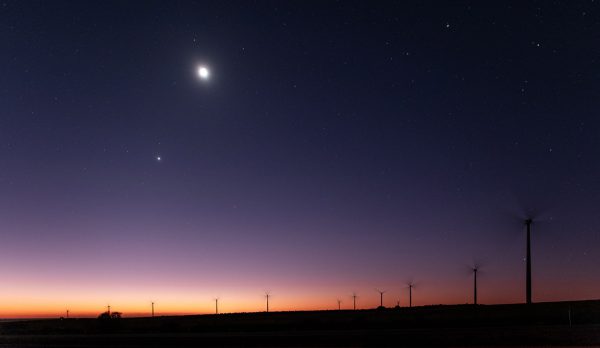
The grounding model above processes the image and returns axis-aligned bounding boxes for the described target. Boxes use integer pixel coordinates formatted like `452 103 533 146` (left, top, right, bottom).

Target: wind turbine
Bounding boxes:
351 292 358 310
337 299 342 310
376 289 386 308
407 283 414 308
525 218 533 304
214 298 219 314
510 200 549 305
151 301 155 317
265 291 271 312
470 264 480 305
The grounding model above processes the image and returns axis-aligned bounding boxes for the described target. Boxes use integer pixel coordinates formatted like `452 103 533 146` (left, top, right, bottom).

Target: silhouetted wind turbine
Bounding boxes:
524 218 533 304
215 298 219 314
376 289 386 308
470 264 480 305
107 305 111 315
510 201 549 305
265 291 271 312
351 293 358 310
407 283 414 307
151 302 155 317
337 299 342 310
66 309 69 319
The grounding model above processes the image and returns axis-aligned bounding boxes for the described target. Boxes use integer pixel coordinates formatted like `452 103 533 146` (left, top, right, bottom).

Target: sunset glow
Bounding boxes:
2 1 600 320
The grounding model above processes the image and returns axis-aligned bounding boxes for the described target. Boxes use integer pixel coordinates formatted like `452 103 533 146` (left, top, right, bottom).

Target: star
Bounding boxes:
156 156 162 162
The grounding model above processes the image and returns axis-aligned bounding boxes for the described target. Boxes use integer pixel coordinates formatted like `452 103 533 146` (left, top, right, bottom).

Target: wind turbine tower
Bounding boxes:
265 292 271 313
471 266 479 305
525 218 532 304
376 289 386 308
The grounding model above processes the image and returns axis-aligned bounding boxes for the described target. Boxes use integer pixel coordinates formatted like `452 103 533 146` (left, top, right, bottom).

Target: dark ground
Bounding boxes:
1 300 600 347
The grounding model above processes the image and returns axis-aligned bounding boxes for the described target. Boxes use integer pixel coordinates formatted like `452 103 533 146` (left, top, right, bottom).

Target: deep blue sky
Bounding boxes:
1 1 600 316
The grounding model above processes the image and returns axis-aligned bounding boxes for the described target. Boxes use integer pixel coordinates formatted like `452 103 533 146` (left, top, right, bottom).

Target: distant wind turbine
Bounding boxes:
351 292 358 310
215 298 219 314
376 289 386 308
524 218 533 304
407 283 415 308
470 264 480 305
337 299 342 310
265 291 271 312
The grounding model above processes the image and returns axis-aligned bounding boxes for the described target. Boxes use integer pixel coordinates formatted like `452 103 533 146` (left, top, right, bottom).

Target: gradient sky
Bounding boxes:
2 0 600 318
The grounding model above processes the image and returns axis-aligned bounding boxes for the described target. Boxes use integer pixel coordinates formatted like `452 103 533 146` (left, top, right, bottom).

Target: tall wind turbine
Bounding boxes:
470 265 479 305
407 283 414 308
151 301 155 317
215 298 219 314
265 291 271 313
376 289 386 308
337 299 342 310
351 293 358 310
512 201 547 305
525 218 533 304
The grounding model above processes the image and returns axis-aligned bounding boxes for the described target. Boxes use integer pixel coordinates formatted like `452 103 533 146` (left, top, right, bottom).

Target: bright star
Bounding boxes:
198 66 210 80
156 156 161 161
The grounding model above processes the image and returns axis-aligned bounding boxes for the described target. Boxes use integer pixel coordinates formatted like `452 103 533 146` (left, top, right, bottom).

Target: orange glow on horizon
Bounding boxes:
1 280 598 318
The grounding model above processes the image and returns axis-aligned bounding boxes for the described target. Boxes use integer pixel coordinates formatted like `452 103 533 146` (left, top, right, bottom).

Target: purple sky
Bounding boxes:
1 0 600 316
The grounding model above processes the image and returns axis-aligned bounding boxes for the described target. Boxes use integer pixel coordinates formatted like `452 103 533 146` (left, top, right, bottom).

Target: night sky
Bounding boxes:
2 1 600 317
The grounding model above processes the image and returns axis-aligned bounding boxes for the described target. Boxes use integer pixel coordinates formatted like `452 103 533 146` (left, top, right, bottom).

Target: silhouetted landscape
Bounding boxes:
4 0 600 346
1 301 599 347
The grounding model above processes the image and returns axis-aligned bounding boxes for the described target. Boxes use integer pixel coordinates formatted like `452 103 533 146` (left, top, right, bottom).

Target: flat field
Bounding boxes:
1 300 599 347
